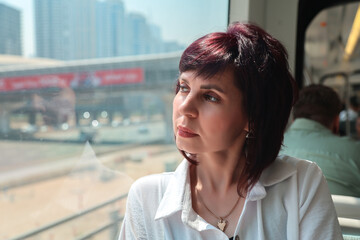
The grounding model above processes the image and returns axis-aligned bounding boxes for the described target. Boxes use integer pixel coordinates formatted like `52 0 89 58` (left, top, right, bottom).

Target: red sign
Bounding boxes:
0 68 144 92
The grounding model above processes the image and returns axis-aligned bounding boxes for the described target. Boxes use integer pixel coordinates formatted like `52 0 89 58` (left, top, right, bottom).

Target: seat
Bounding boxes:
332 195 360 237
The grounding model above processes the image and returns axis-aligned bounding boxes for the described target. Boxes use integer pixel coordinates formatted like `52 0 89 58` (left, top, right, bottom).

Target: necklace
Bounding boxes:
196 189 240 232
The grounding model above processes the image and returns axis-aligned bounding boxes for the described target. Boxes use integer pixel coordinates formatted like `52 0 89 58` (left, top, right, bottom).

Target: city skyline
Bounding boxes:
0 3 22 55
0 0 228 58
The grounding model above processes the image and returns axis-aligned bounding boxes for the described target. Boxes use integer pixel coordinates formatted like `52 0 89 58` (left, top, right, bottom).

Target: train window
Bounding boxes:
0 0 228 239
302 3 360 235
304 1 360 137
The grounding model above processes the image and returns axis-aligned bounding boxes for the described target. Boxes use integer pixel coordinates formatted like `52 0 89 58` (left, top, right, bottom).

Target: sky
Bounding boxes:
0 0 228 58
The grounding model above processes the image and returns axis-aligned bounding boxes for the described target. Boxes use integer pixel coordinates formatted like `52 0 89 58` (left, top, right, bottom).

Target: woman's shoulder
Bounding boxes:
277 154 323 173
129 172 174 198
261 154 324 187
274 154 326 192
127 160 188 203
263 155 331 208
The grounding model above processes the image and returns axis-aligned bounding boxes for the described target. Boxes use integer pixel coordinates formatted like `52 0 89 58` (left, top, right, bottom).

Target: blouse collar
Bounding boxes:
154 155 297 220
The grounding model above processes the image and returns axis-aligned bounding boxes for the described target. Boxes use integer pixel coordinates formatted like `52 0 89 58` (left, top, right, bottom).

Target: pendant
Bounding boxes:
217 218 227 232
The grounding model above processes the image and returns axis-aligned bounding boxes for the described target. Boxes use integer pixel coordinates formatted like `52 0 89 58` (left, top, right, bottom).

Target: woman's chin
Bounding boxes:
176 144 197 159
183 151 197 161
176 142 193 152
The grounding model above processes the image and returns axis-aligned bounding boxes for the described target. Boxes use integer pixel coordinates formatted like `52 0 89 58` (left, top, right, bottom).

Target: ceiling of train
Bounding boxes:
305 1 360 83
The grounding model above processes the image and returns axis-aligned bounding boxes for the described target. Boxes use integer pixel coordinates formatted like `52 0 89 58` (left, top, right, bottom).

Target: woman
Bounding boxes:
119 22 343 240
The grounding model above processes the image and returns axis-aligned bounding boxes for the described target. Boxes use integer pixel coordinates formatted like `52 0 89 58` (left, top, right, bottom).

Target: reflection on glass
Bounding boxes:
0 0 228 239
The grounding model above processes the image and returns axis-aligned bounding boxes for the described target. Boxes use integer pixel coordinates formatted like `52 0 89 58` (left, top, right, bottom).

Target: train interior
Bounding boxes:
0 0 359 239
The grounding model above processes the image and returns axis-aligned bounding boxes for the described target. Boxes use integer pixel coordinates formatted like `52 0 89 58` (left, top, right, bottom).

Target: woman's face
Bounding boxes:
173 69 248 156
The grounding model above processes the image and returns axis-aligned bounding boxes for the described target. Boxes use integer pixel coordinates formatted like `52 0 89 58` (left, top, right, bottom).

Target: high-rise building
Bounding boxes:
35 0 97 60
124 13 148 56
96 0 126 58
124 13 168 56
124 13 183 56
0 3 22 55
34 0 183 60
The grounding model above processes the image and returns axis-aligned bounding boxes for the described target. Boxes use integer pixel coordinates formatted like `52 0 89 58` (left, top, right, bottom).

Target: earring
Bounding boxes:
245 131 255 139
244 130 254 161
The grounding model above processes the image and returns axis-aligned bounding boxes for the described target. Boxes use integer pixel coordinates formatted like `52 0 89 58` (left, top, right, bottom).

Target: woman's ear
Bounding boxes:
244 122 249 132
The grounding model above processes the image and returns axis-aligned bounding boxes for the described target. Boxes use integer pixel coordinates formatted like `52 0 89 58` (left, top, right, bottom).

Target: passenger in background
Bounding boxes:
340 95 360 122
339 95 360 137
120 23 343 240
281 84 360 197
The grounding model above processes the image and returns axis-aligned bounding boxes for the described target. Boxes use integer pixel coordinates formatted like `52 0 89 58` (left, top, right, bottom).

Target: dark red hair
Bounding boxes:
176 22 298 195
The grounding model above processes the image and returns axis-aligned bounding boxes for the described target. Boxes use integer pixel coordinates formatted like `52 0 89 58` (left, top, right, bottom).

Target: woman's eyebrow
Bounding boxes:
179 78 226 93
200 84 225 93
179 78 189 84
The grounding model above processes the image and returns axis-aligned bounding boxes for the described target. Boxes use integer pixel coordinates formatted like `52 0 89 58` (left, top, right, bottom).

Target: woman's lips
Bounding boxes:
177 126 198 138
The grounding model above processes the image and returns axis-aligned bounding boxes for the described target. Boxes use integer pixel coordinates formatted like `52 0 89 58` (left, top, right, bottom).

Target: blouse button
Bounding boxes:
235 235 240 240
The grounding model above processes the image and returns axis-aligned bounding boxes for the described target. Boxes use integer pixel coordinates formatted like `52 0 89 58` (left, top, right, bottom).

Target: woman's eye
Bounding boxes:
179 84 189 93
204 94 220 103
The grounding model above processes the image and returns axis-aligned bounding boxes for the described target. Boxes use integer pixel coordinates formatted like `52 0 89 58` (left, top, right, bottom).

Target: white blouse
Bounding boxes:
118 155 343 240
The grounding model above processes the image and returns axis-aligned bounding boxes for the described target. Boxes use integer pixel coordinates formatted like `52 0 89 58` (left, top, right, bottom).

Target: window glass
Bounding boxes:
304 2 360 138
0 0 228 239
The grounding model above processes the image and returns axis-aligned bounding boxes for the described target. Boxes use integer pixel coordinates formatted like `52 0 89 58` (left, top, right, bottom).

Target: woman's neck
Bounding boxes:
189 154 247 237
191 151 246 195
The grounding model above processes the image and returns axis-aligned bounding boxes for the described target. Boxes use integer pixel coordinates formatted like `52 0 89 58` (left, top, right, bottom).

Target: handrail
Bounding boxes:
9 193 127 240
319 72 348 85
75 217 124 240
303 67 314 85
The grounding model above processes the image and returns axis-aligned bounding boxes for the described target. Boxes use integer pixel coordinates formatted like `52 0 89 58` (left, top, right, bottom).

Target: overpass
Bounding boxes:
0 52 181 142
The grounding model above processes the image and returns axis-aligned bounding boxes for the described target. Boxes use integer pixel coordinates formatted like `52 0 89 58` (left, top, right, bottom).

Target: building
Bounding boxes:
34 0 183 61
0 3 22 55
96 0 126 58
34 0 97 60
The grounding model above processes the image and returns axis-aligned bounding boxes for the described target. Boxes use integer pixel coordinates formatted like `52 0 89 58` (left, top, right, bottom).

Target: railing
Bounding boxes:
9 193 127 240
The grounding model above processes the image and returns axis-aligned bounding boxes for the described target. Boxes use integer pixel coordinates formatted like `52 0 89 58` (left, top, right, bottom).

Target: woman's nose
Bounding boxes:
178 94 198 118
